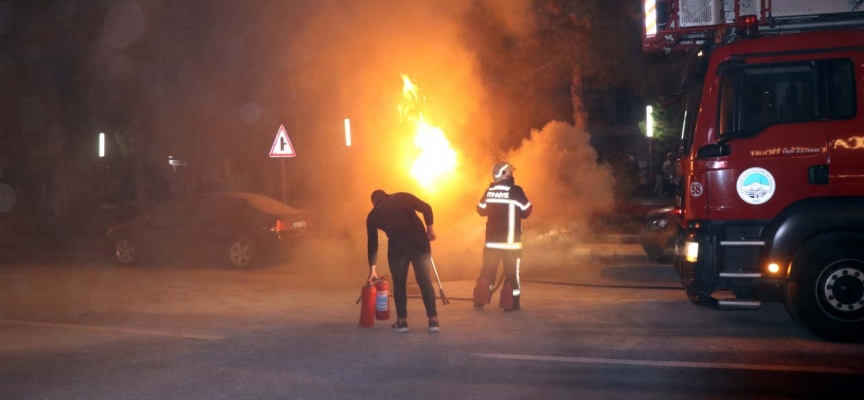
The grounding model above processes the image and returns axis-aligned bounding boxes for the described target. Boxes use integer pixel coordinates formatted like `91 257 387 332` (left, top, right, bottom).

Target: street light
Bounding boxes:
99 132 105 158
646 106 654 138
646 105 654 190
344 118 352 147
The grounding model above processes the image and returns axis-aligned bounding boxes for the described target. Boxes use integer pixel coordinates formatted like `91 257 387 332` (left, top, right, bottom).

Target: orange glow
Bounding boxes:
399 74 457 190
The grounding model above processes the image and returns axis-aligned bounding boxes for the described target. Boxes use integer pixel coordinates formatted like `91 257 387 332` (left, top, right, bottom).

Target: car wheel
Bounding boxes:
114 237 138 266
226 236 257 268
784 235 864 342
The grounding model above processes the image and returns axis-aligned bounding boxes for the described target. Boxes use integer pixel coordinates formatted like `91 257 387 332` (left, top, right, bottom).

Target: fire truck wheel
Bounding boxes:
785 236 864 342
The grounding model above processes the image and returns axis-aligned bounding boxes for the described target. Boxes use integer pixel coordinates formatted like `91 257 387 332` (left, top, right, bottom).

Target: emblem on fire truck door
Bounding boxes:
689 181 703 198
736 167 776 205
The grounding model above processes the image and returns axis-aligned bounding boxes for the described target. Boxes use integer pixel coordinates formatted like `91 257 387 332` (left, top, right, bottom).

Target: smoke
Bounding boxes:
280 0 616 282
81 0 616 283
506 121 615 232
284 0 501 281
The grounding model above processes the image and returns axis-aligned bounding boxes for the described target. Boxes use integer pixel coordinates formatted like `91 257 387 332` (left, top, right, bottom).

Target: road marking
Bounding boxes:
0 319 224 341
473 353 864 376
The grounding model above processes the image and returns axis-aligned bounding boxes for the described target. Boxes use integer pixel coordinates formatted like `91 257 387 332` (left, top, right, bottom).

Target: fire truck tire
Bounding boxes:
784 235 864 342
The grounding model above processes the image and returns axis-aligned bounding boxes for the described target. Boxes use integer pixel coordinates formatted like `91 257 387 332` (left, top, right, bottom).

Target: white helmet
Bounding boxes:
492 162 514 182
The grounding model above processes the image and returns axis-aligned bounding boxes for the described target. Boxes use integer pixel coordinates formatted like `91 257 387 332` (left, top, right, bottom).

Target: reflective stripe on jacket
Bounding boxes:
476 178 531 249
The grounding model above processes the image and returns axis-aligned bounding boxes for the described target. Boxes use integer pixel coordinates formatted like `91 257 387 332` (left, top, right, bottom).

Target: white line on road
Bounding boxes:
0 319 224 341
473 353 864 376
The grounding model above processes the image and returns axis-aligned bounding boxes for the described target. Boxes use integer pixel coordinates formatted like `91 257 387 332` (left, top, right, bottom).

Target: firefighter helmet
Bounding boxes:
491 162 514 182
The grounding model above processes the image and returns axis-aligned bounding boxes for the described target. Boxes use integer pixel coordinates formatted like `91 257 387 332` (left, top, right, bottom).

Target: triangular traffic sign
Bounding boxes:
269 124 296 158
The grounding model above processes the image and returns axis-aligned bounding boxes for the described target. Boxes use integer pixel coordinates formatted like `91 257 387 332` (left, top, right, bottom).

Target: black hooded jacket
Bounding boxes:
366 192 434 266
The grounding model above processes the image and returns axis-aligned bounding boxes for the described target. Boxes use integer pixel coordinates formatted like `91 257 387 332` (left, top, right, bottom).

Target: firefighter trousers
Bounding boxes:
388 242 437 319
479 247 522 305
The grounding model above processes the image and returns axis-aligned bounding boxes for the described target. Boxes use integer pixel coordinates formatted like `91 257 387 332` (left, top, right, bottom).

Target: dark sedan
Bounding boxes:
106 192 312 267
639 206 681 264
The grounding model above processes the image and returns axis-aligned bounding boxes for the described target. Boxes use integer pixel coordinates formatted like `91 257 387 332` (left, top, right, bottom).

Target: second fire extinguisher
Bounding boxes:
375 279 390 320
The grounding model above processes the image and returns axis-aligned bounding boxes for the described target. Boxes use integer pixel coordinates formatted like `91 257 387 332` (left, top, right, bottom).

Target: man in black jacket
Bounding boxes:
473 162 532 311
366 190 439 333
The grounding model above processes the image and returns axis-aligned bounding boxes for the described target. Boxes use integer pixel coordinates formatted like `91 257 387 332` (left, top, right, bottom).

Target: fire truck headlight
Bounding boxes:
685 241 699 262
767 263 780 274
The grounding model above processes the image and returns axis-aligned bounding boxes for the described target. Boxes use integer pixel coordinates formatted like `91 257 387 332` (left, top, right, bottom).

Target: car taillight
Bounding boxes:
272 219 289 232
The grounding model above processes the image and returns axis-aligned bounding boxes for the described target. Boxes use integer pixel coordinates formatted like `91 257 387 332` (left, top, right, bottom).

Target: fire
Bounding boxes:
398 74 457 190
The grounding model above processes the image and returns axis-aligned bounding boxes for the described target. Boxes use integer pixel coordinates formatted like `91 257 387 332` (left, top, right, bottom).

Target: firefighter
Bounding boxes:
473 162 532 311
366 189 440 333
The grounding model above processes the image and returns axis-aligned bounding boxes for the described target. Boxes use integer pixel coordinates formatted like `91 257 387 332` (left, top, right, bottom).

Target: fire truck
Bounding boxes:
644 0 864 341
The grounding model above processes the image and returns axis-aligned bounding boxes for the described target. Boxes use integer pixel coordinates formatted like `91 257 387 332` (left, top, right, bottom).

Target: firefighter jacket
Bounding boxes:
476 177 532 249
367 192 434 267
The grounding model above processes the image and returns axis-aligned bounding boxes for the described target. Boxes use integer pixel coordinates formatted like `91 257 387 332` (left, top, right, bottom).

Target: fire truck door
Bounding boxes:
827 57 864 195
713 60 830 219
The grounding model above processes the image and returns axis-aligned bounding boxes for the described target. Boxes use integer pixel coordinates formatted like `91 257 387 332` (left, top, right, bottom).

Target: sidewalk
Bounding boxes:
0 204 129 256
0 227 106 256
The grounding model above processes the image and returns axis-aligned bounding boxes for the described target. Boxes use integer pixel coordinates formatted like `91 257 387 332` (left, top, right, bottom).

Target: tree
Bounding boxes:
461 0 690 149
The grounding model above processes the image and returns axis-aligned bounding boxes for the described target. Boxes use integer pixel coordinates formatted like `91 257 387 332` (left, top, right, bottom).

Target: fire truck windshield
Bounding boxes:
674 47 709 157
678 65 704 157
718 61 823 141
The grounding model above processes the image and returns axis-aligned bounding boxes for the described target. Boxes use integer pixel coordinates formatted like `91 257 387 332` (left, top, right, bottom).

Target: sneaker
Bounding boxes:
428 320 440 334
391 321 409 333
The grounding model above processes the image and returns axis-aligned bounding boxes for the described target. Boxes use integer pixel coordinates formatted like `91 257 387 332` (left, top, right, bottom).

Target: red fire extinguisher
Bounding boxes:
375 279 390 321
359 283 377 328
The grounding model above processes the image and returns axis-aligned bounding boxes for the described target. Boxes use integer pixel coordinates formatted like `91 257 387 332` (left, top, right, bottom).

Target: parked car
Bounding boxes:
106 192 312 267
639 206 680 264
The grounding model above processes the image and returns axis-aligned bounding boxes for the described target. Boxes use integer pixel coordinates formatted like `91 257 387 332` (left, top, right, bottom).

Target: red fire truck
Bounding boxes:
644 0 864 341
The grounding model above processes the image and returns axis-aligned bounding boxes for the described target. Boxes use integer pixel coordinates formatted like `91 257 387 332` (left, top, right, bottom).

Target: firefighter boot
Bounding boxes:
504 295 520 312
499 282 514 310
473 276 491 309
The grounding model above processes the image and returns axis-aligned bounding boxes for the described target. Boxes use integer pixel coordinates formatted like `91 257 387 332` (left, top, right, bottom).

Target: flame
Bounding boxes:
399 74 457 190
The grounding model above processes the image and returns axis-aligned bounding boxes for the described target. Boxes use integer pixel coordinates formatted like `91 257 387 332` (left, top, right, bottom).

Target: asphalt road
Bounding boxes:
1 250 863 399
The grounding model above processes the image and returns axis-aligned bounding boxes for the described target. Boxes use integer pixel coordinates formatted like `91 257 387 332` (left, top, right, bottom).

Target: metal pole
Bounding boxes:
281 158 286 203
429 257 450 305
649 137 653 189
646 105 654 196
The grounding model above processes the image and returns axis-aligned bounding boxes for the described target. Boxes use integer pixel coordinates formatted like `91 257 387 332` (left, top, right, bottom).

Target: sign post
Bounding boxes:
270 124 296 203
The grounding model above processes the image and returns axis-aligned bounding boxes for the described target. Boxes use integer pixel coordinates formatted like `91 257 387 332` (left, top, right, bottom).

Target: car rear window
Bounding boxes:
231 194 304 214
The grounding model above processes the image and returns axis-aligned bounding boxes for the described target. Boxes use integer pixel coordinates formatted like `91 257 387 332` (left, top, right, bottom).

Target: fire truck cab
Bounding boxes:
644 0 864 341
